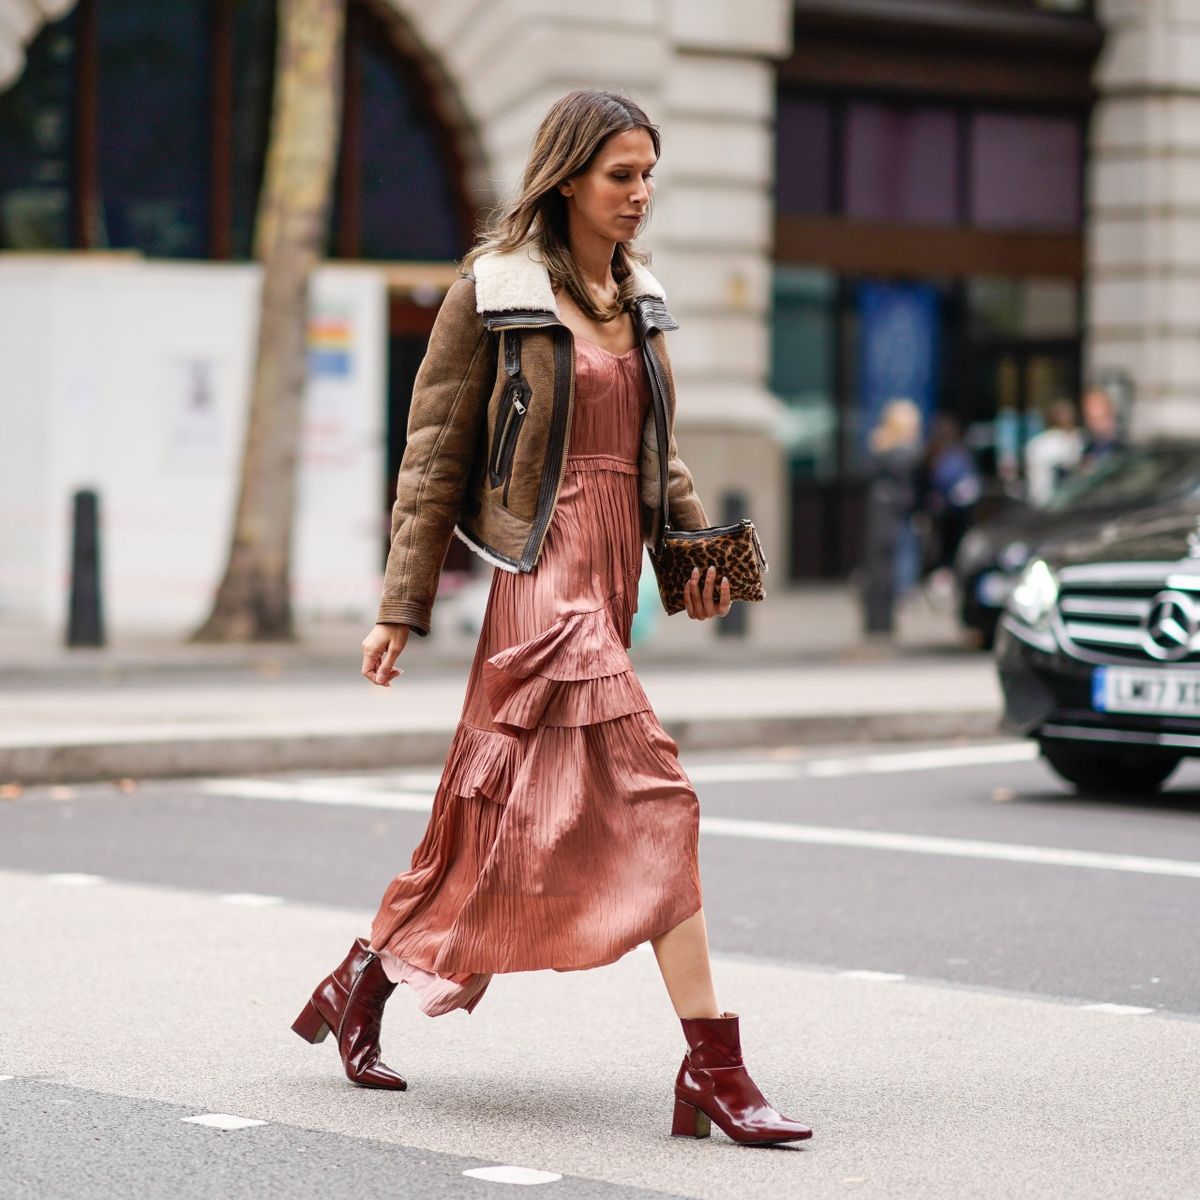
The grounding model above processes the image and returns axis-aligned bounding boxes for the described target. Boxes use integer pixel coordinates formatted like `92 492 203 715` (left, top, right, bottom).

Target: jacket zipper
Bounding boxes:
486 314 575 570
499 394 527 506
489 382 528 493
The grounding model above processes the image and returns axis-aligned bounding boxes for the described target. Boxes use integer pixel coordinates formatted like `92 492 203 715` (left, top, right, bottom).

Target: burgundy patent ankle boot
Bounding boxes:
291 937 407 1090
671 1012 811 1145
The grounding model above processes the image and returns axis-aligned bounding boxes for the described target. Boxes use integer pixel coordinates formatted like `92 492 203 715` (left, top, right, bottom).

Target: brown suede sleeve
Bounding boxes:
375 277 494 636
666 432 709 531
651 332 709 532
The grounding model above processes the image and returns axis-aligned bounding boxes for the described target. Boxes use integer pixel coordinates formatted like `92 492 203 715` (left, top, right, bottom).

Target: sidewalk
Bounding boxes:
0 584 1003 785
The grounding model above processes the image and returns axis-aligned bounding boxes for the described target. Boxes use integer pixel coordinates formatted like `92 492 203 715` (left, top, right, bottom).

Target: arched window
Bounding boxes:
0 0 473 261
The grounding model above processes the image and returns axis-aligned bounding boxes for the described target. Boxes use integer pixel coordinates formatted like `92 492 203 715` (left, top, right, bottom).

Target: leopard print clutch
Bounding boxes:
648 518 769 616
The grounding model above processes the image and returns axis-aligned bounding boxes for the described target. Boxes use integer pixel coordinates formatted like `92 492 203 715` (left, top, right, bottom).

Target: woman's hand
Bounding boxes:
683 565 732 621
361 622 410 687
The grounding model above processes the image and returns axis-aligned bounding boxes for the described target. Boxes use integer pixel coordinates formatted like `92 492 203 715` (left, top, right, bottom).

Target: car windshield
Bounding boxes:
1044 447 1200 513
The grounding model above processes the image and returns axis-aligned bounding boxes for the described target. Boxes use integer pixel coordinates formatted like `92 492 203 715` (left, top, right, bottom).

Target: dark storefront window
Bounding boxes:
774 89 1088 578
0 14 77 249
843 103 959 226
95 0 211 258
335 16 461 261
229 0 277 260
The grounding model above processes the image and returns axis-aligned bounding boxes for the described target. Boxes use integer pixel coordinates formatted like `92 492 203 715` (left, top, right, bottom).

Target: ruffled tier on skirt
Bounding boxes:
369 594 702 1017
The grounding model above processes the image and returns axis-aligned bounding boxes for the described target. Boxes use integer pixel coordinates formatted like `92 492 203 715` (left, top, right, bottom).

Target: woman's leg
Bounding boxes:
656 908 812 1144
651 907 721 1019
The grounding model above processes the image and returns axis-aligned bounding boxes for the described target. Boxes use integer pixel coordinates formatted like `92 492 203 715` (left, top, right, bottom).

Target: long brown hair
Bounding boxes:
461 89 660 323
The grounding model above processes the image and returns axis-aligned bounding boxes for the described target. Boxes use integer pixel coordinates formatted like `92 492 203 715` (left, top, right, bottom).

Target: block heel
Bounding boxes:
291 999 331 1044
671 1097 712 1138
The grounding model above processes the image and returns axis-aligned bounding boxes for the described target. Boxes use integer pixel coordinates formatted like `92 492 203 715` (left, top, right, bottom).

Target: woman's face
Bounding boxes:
559 127 656 244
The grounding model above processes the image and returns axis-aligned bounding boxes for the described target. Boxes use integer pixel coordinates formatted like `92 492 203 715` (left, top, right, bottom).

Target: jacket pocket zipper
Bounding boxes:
489 382 529 501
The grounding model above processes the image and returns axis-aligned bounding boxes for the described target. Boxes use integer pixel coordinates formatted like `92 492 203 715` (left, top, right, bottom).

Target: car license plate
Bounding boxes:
1093 666 1200 716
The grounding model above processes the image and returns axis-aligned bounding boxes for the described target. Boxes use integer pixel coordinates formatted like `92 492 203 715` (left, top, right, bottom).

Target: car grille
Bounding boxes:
1055 565 1200 664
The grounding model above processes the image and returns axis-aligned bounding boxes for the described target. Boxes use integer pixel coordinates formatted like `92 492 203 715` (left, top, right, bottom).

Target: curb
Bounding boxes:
1 709 1002 786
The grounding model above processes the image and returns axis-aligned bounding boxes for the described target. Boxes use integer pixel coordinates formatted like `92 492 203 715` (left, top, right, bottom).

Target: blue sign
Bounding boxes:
856 281 940 458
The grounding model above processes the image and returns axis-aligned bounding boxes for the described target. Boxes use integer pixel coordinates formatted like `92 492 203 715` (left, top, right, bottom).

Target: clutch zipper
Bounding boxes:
662 518 769 574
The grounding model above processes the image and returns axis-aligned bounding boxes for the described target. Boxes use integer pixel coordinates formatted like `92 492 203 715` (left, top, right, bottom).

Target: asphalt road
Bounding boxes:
2 739 1199 1198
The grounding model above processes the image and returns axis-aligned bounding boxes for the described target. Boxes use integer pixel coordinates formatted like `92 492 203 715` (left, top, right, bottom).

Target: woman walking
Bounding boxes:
291 89 811 1147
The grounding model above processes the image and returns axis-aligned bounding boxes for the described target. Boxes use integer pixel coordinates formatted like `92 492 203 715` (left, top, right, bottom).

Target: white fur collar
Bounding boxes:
471 243 666 315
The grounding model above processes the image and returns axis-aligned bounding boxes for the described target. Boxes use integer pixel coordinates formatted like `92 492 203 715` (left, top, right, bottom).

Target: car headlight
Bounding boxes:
1007 559 1059 630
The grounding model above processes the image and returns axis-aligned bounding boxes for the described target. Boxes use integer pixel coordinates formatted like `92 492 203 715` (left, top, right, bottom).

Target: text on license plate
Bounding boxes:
1093 666 1200 716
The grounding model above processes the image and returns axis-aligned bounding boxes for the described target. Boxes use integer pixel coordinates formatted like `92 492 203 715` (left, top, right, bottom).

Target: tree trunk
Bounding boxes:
192 0 346 642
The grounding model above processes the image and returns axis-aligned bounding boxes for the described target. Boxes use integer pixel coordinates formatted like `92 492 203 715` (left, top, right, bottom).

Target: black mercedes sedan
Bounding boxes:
997 499 1200 794
956 441 1200 647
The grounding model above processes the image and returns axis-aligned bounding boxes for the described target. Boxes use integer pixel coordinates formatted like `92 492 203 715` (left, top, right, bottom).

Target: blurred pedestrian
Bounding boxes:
1080 386 1125 470
290 89 811 1147
1024 398 1082 506
920 413 981 590
861 398 922 638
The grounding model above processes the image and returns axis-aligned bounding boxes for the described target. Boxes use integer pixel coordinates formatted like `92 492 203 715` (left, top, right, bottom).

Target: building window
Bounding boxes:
969 112 1082 232
967 277 1080 340
771 267 838 478
775 96 835 217
843 103 959 226
0 0 470 260
0 14 77 249
95 0 212 258
229 0 277 260
775 90 1086 234
331 5 462 261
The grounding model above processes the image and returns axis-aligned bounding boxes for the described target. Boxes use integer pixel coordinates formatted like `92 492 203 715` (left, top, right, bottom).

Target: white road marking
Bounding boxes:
202 778 434 811
219 893 283 907
806 742 1038 778
1080 1003 1155 1016
698 815 1200 880
686 763 806 783
0 1076 13 1082
46 873 104 886
203 779 1200 882
181 1113 267 1130
840 970 906 982
201 742 1041 812
462 1166 563 1185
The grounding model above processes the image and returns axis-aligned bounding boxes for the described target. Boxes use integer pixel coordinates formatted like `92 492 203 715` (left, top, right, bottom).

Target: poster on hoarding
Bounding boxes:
164 355 225 470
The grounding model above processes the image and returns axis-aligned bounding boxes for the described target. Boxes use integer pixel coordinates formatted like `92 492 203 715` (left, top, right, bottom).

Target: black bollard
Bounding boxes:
67 489 105 647
716 489 748 639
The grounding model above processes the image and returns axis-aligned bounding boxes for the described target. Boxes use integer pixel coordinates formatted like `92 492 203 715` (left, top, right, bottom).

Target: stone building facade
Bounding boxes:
2 0 1199 617
1089 0 1200 438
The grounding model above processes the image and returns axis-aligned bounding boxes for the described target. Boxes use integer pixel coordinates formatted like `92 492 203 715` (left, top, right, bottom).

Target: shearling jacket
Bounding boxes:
375 244 709 636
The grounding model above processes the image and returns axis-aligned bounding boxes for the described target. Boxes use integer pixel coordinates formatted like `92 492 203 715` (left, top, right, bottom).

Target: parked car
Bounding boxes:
996 498 1200 794
955 441 1200 647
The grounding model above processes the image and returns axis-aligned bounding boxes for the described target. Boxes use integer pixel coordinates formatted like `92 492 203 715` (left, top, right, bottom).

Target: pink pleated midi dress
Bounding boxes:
368 335 703 1017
